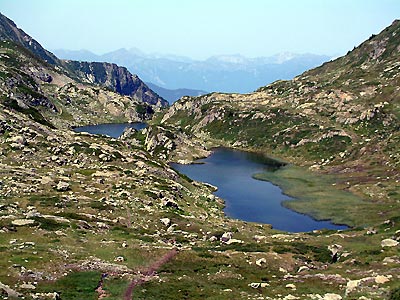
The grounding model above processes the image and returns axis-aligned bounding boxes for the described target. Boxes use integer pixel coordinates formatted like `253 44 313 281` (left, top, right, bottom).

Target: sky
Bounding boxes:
0 0 399 60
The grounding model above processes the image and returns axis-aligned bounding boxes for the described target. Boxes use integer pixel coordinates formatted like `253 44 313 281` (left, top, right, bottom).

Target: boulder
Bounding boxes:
114 256 124 262
323 293 342 300
346 279 361 295
298 266 309 273
255 258 267 266
56 181 70 191
20 282 36 289
375 275 390 284
286 283 296 290
0 281 21 298
381 238 399 247
220 232 233 243
8 135 26 145
225 238 244 245
160 218 171 227
11 219 35 226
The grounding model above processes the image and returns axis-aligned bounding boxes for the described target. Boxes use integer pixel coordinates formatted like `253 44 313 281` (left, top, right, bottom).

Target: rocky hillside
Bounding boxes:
64 60 168 107
0 40 156 128
1 14 400 300
156 20 399 222
0 12 167 109
0 13 59 66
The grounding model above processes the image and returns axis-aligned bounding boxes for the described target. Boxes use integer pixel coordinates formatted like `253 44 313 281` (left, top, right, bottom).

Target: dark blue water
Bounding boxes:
172 148 347 232
73 122 147 138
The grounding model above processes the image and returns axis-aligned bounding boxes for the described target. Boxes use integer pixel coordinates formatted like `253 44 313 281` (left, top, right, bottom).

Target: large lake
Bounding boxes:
73 122 147 138
172 148 347 232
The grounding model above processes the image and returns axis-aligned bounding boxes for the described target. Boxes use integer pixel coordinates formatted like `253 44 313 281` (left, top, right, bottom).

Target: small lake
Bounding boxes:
73 122 147 138
172 148 347 232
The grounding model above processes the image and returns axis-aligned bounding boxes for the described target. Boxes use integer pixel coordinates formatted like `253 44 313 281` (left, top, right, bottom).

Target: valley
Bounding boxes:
0 11 399 300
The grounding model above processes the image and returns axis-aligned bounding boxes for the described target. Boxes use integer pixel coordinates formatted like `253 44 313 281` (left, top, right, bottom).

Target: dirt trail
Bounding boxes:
123 248 178 300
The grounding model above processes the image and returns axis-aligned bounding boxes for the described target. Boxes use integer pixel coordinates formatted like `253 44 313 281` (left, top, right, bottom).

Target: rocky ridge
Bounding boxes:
0 12 167 111
0 14 399 300
156 20 400 220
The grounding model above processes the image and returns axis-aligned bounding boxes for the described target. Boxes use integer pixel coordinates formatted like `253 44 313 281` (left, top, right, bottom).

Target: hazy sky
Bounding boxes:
0 0 399 59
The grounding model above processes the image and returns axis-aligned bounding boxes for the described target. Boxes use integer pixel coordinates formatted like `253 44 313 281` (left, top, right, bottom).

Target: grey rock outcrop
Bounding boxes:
64 61 168 108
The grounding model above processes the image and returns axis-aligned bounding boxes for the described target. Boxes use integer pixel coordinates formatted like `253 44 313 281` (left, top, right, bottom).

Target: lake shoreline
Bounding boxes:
172 147 348 232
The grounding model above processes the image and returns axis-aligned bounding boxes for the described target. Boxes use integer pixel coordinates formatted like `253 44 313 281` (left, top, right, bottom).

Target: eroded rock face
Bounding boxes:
64 61 168 108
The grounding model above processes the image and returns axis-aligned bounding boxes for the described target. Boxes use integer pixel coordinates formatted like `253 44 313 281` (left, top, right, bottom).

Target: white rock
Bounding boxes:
225 238 244 245
114 256 124 262
286 283 296 290
8 135 26 145
11 219 35 226
375 275 390 284
298 266 309 272
279 267 288 273
381 238 399 247
167 224 177 233
209 236 218 242
160 218 171 227
256 258 267 266
221 232 232 243
56 181 70 191
328 244 343 256
323 293 342 300
346 279 361 294
283 295 299 300
20 282 36 289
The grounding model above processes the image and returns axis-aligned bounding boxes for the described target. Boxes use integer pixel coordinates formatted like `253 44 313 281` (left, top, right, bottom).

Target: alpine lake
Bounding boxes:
74 123 348 232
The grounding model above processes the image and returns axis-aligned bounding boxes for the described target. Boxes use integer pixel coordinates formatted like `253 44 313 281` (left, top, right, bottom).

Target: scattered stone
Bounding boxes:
56 181 70 191
8 135 26 145
225 238 244 244
298 266 309 273
383 256 399 264
20 282 36 289
283 295 299 300
346 279 361 295
0 281 21 298
381 238 399 247
286 283 296 290
256 258 267 266
208 236 218 242
375 275 390 284
41 176 53 184
328 244 343 262
11 219 35 226
114 256 124 262
26 210 42 218
167 224 177 233
220 232 233 243
249 282 269 288
32 292 60 299
323 293 342 300
160 218 171 227
249 282 260 289
279 267 288 273
121 242 128 248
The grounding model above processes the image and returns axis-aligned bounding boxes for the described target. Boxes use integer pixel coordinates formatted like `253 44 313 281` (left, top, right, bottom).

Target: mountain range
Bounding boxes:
0 10 400 300
0 13 168 110
53 48 331 94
